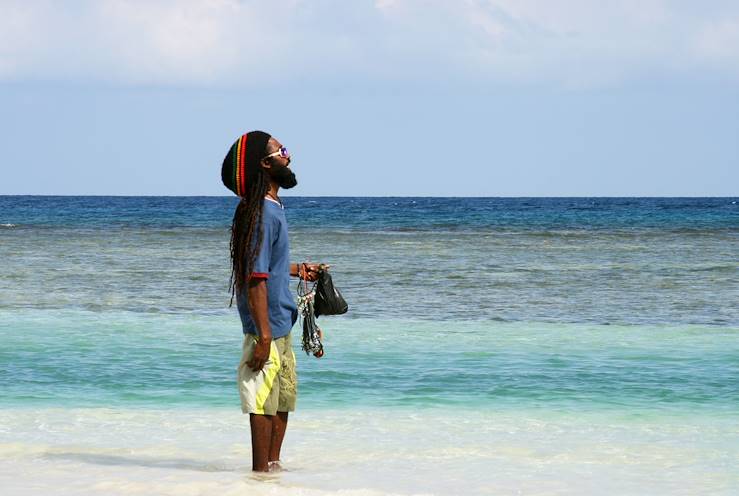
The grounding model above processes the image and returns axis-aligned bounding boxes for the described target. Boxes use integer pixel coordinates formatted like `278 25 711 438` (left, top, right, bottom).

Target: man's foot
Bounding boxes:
268 460 283 472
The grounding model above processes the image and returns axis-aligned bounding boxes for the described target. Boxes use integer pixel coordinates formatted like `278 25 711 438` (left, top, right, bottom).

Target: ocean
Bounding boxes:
1 196 737 495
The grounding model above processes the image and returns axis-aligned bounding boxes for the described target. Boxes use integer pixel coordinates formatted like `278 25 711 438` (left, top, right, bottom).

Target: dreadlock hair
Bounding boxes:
228 171 269 303
221 131 272 304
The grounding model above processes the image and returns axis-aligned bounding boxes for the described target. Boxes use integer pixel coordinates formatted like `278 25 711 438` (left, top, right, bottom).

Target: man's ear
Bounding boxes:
260 158 272 170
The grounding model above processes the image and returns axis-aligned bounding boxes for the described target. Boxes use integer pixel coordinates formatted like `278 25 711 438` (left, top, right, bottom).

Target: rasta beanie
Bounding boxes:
221 130 272 197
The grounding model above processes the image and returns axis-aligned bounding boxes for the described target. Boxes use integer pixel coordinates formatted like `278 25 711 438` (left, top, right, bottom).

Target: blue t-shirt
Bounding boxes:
236 199 298 338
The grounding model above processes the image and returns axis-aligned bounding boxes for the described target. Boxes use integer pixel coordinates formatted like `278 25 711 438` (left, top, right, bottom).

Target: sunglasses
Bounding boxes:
264 146 290 161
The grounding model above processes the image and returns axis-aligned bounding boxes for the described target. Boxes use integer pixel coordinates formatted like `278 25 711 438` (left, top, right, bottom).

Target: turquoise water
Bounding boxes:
1 196 738 495
2 311 738 413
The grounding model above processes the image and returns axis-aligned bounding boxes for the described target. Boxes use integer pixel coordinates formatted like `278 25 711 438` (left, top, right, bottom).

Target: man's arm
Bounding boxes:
246 278 271 371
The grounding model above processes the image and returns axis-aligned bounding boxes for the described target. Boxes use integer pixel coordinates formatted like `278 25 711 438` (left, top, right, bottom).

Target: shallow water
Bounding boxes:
2 311 738 412
1 196 738 494
1 406 737 495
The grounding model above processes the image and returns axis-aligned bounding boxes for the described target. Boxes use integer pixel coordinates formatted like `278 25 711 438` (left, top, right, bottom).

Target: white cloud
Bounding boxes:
690 18 739 68
0 1 49 78
93 0 241 84
1 0 739 87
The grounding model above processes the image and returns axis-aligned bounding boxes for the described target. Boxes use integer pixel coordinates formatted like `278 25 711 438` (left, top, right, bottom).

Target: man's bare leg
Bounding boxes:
269 411 289 466
250 413 273 471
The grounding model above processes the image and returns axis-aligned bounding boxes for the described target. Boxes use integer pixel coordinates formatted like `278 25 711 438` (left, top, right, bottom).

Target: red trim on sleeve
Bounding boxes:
249 272 269 280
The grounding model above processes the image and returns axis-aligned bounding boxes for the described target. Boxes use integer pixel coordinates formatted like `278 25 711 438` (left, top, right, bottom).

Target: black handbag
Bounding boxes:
313 267 348 317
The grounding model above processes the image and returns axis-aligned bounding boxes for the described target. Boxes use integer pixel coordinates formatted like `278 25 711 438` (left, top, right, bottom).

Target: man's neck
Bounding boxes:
266 181 280 202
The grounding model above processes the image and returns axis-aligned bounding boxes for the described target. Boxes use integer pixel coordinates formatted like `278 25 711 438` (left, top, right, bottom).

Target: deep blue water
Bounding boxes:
2 196 738 230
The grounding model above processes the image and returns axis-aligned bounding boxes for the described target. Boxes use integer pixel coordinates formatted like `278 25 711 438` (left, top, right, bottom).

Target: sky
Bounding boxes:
1 0 738 196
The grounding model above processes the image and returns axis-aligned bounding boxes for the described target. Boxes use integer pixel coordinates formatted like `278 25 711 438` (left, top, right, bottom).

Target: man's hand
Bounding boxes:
248 336 272 371
299 263 329 282
246 278 272 371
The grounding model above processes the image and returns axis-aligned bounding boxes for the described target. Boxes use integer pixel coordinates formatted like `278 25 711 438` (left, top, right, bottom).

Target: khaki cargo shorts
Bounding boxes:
237 332 297 415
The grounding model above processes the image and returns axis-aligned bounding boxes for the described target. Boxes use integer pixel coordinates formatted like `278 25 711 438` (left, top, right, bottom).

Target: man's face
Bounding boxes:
262 138 297 189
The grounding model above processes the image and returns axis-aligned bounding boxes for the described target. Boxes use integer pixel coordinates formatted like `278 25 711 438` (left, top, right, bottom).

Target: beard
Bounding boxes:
270 163 298 189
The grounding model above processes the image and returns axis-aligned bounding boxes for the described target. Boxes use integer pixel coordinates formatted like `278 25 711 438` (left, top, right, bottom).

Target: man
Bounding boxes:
221 130 321 472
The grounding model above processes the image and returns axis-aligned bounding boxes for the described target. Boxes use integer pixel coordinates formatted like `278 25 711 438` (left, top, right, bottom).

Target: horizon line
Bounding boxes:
1 194 737 199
